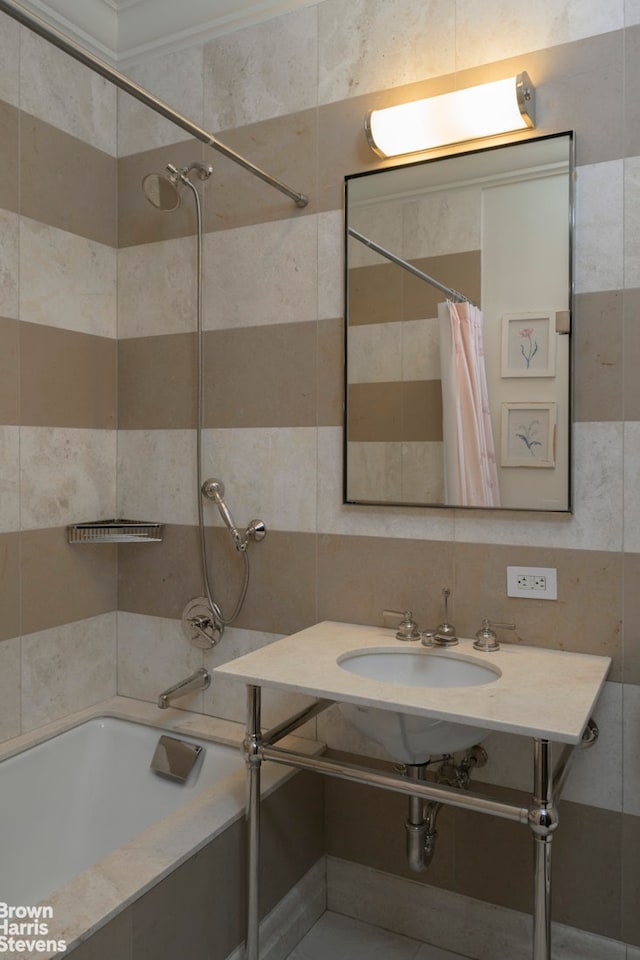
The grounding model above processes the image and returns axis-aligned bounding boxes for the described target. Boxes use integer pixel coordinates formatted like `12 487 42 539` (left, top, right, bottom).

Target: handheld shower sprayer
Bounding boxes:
201 478 266 552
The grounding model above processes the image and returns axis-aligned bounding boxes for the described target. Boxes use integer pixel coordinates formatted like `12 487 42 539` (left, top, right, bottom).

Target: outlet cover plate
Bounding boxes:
507 566 557 600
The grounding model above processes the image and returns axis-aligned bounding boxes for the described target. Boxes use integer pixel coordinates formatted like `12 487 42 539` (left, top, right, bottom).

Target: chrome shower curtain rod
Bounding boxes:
0 0 309 209
348 227 471 303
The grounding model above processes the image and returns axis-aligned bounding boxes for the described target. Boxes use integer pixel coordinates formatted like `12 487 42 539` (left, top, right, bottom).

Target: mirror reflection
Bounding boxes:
344 132 573 512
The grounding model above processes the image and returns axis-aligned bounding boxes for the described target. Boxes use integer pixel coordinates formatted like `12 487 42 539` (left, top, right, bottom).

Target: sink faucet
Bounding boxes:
434 588 458 646
158 667 211 709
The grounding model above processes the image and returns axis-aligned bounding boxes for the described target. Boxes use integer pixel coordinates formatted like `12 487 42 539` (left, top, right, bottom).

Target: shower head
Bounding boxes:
142 161 213 211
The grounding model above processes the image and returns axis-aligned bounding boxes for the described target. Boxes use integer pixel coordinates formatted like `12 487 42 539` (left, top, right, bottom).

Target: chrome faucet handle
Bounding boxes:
473 618 516 652
395 610 421 641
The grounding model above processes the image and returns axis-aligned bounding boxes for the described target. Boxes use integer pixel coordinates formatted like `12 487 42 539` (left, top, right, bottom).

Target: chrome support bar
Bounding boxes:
244 689 600 960
529 739 558 960
245 686 262 960
260 744 529 823
0 0 309 209
261 698 332 746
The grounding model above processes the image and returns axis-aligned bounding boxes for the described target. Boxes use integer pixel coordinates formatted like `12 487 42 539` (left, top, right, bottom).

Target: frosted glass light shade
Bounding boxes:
365 73 535 158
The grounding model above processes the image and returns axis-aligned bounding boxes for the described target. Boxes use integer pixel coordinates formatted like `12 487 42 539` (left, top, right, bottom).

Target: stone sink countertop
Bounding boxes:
214 620 612 744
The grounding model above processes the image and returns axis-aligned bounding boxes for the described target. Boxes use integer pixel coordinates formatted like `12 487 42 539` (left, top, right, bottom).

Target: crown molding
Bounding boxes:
24 0 319 66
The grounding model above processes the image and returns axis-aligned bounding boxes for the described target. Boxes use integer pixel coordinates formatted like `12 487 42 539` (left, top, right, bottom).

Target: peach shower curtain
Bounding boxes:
438 301 500 507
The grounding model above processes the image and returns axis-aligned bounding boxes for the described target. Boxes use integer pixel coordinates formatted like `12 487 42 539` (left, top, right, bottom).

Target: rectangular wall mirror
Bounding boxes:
344 131 574 512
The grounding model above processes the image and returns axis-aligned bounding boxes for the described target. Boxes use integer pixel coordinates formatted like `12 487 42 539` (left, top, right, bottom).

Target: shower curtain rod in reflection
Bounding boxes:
0 0 309 209
348 227 472 304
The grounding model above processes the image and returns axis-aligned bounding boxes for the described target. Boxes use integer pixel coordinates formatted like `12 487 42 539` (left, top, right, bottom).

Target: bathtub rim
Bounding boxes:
0 695 323 957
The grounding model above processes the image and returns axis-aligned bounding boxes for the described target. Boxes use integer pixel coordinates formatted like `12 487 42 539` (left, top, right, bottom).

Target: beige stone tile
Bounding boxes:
318 210 344 322
20 114 117 247
401 441 446 504
0 637 20 744
21 613 117 732
317 426 456 541
118 333 196 430
200 109 318 230
117 524 203 622
317 530 455 629
0 12 19 108
203 426 318 533
21 527 117 635
346 441 403 503
117 234 197 337
348 380 442 442
573 290 623 422
0 210 19 319
627 1 640 25
0 336 16 444
348 262 402 327
575 160 624 294
625 25 640 156
624 422 640 551
623 683 640 814
204 323 319 428
0 532 19 641
203 6 317 129
623 813 640 946
117 429 196 525
623 553 640 685
348 322 403 384
20 28 117 155
453 421 623 552
117 46 204 158
625 156 640 289
623 288 640 421
453 541 622 673
203 216 317 330
454 0 623 71
0 427 19 533
19 219 117 338
318 317 344 428
116 612 203 709
117 524 317 636
20 427 116 530
318 0 455 105
20 323 116 429
0 101 18 215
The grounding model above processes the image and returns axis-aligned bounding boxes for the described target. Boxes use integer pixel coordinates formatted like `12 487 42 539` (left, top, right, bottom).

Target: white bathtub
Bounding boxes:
0 698 318 957
1 716 243 906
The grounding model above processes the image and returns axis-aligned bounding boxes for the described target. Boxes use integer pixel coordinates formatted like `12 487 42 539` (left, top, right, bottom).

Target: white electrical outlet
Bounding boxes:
507 566 557 600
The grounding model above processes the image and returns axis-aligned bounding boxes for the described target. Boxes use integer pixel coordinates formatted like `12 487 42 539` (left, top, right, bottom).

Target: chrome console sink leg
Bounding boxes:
245 685 262 960
529 738 558 960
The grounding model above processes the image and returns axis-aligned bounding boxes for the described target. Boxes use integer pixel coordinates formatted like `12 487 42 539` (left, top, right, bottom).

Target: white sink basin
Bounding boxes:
337 647 501 764
338 648 500 688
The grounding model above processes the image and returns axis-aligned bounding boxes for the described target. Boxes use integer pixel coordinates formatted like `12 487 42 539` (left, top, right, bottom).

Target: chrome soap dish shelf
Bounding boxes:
67 519 164 544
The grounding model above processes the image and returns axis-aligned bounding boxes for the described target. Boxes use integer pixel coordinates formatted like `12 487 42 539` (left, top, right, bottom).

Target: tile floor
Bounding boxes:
287 912 470 960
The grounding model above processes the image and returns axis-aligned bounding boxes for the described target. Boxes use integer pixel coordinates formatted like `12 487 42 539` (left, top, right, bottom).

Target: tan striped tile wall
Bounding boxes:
0 13 117 736
1 0 640 952
110 8 640 950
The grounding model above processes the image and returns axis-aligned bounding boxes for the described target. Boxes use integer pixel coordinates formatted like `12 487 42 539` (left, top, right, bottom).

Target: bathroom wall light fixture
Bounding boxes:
365 72 535 158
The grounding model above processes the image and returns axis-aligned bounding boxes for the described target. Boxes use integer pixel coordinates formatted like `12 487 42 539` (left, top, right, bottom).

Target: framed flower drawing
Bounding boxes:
501 402 557 468
501 312 556 377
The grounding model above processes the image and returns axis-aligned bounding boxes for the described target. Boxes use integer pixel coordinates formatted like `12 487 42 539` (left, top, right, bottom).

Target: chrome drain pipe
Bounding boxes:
405 764 441 872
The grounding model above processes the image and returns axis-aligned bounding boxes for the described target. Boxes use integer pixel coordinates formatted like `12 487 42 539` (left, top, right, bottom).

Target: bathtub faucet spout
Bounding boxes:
158 668 211 709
